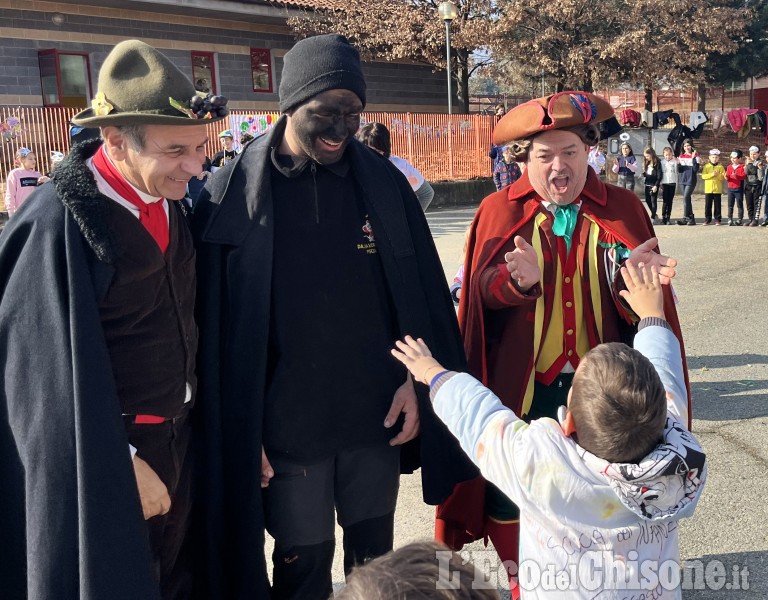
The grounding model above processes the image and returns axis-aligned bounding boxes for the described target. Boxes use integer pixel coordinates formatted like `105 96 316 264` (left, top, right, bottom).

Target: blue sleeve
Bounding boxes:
633 325 688 424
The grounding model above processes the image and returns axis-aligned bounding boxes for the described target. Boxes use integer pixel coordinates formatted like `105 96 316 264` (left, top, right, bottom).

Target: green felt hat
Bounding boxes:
72 40 227 127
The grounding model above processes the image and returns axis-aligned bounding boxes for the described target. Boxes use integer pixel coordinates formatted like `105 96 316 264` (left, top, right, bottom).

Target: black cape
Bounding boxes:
0 141 160 599
191 116 478 598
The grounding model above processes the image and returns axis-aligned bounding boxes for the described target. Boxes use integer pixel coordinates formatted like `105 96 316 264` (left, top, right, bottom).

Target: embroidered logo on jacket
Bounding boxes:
358 216 377 254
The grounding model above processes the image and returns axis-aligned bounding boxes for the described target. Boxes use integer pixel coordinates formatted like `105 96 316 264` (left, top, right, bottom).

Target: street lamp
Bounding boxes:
438 1 458 114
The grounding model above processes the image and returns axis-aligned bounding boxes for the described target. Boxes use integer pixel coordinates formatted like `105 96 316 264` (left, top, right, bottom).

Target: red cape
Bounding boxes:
437 169 691 549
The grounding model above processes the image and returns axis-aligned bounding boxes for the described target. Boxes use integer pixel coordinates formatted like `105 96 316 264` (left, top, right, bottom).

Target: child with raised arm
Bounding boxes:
392 262 707 600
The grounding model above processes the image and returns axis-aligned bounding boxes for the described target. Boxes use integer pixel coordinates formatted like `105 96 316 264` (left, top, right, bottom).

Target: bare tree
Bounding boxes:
286 0 747 112
489 0 746 94
287 0 498 112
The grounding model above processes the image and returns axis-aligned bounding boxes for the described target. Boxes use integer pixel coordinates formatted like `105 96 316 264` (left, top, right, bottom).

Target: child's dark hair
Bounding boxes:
731 149 743 159
356 122 392 158
336 541 500 600
569 342 666 464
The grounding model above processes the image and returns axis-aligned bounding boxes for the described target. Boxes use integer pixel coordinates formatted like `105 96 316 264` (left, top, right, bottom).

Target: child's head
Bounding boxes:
708 149 720 164
730 150 742 164
662 147 673 160
620 143 633 156
566 342 667 464
336 541 500 600
218 130 234 150
682 139 694 154
15 148 36 169
502 145 514 162
642 147 657 166
356 122 392 158
749 145 760 161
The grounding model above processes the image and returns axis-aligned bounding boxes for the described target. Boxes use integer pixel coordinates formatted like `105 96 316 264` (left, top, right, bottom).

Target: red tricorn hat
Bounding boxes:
493 91 614 145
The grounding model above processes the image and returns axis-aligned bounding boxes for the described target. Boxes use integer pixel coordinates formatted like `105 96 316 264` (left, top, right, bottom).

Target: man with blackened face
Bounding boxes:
282 89 362 165
192 34 476 599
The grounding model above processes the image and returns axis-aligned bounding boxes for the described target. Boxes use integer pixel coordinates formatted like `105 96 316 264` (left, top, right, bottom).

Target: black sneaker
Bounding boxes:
735 219 743 226
728 219 735 226
761 220 768 227
676 219 689 226
687 218 696 225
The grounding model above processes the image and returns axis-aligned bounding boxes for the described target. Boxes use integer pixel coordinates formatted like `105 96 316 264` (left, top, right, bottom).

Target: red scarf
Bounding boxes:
92 145 169 253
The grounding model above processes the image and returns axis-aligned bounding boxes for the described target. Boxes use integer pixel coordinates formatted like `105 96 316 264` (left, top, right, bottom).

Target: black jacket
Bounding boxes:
643 160 662 187
0 141 161 599
191 116 478 598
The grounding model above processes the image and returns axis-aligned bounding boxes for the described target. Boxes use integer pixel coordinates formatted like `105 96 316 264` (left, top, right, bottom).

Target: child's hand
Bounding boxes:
619 261 665 320
391 335 445 385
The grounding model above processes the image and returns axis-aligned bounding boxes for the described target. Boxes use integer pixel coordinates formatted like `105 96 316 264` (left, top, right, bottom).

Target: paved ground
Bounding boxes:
273 194 768 597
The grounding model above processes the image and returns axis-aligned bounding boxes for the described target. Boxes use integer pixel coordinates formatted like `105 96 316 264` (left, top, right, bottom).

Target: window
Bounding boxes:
250 48 273 93
191 52 217 95
38 50 92 108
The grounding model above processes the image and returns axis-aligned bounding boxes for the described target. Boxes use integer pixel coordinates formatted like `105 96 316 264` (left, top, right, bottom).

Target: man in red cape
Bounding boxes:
436 91 690 596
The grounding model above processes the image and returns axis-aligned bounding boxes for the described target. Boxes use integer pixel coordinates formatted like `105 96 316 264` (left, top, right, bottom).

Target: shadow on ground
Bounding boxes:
687 354 768 370
689 381 768 421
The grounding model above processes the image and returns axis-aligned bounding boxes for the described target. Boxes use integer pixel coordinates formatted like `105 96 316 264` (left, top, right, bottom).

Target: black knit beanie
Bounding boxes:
279 34 367 113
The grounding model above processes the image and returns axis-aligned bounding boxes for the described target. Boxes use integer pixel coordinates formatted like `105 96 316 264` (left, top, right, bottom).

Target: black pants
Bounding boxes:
682 184 695 219
728 188 744 220
704 194 722 223
263 444 400 600
125 416 193 600
485 373 574 522
644 185 659 218
745 185 760 221
661 184 676 221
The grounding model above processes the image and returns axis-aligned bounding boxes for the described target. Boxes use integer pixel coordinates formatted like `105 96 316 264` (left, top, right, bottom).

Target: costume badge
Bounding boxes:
358 216 377 254
362 217 375 242
569 93 597 123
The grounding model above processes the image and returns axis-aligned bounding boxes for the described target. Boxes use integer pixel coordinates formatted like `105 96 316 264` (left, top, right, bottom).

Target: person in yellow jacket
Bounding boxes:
701 148 726 225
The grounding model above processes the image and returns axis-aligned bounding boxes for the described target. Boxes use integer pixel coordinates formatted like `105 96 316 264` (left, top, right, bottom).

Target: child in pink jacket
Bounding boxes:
5 148 43 216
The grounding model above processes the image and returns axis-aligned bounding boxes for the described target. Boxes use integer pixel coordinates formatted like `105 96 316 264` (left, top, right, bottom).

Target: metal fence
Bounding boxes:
363 112 495 181
0 106 497 198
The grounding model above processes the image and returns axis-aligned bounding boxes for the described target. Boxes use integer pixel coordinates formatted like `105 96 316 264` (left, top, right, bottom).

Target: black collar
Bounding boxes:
269 136 351 179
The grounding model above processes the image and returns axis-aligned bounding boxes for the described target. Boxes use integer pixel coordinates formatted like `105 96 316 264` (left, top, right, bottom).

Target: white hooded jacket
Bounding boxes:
431 324 707 599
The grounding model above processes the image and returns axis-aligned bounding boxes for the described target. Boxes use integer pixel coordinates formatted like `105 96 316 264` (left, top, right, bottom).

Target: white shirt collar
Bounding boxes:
541 200 582 216
89 149 164 204
86 154 168 221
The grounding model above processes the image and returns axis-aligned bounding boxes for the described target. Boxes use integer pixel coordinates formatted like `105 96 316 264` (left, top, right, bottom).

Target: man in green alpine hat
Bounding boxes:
0 39 227 600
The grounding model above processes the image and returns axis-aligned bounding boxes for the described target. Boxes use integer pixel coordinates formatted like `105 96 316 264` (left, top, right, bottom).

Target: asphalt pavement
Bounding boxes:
304 194 768 597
